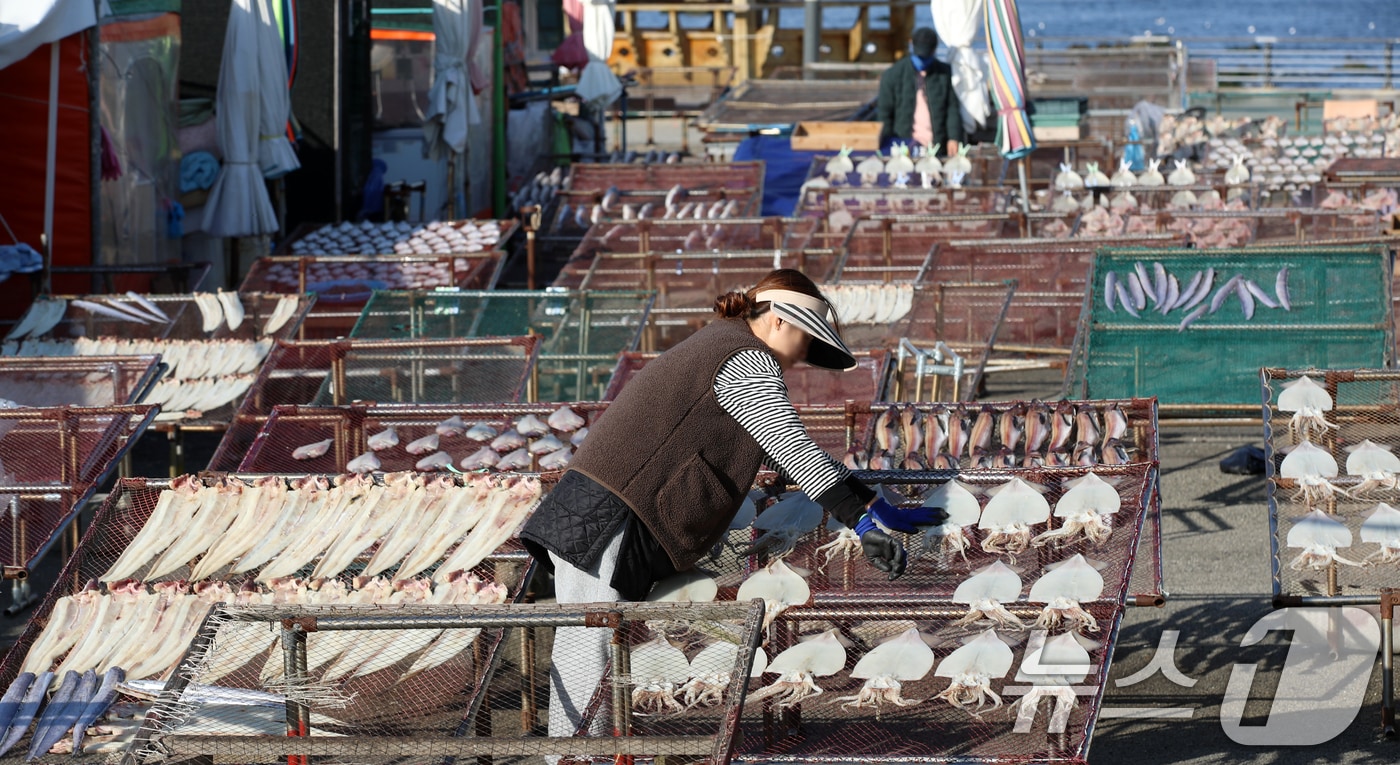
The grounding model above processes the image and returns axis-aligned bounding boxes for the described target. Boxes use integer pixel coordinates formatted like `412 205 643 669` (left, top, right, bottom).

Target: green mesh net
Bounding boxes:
1066 246 1394 409
351 291 656 401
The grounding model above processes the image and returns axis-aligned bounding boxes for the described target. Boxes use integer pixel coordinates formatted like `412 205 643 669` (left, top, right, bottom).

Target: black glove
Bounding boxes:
860 528 907 581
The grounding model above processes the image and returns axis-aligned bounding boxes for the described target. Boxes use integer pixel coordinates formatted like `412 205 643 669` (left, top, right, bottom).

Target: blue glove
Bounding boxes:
855 497 947 535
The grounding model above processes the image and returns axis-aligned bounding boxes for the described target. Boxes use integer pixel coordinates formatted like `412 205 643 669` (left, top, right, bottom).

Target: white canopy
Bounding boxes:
576 0 621 109
256 0 299 178
0 0 95 71
203 0 279 237
930 0 991 130
423 0 483 159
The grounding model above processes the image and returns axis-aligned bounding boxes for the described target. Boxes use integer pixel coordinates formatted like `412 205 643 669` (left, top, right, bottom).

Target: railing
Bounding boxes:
1027 36 1399 92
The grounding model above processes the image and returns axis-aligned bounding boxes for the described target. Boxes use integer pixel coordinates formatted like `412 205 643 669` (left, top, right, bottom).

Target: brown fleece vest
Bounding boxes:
568 318 772 570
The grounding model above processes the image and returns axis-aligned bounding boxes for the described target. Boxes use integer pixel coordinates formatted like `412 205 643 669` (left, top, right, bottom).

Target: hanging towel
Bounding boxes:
179 151 221 193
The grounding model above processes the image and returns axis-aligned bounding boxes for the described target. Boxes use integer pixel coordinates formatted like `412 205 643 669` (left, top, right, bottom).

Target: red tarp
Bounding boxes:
0 31 93 320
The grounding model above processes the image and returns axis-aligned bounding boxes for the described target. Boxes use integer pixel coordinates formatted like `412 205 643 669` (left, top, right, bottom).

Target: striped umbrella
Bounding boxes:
984 0 1035 160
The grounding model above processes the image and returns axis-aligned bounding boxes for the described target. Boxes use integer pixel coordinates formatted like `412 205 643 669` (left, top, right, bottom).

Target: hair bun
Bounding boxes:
713 291 751 318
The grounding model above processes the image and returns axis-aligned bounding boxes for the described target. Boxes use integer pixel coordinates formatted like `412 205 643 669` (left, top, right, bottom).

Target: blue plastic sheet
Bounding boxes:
733 135 821 217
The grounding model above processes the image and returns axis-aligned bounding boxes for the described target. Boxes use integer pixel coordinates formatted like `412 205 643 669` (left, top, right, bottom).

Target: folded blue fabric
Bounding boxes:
0 243 42 282
179 151 220 193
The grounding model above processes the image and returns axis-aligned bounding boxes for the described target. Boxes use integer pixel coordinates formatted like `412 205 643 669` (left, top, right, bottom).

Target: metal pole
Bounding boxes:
1383 589 1396 738
492 4 508 217
802 0 820 78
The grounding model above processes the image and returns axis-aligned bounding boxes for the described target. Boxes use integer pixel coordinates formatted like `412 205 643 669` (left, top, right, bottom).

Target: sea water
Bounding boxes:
642 0 1400 42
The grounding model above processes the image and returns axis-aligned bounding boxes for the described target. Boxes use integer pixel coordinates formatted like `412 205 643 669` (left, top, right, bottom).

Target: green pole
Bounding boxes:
492 1 508 217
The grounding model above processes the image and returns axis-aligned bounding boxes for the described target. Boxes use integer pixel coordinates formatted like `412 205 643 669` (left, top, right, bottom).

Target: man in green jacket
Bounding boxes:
876 27 964 156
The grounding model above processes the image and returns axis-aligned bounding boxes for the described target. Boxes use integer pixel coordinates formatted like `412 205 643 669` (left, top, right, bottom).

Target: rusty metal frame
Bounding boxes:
126 601 764 765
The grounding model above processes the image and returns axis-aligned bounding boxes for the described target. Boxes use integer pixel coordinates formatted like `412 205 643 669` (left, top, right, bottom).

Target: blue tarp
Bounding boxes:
734 135 902 217
733 135 821 217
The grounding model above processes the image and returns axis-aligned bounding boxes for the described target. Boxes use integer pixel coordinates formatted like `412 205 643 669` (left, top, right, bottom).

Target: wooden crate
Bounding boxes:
1032 119 1088 141
791 121 882 151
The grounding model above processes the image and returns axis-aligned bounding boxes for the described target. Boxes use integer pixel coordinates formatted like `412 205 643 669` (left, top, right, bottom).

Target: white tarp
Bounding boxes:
423 0 483 159
0 0 95 71
931 0 991 130
203 0 279 237
256 0 299 178
576 0 621 109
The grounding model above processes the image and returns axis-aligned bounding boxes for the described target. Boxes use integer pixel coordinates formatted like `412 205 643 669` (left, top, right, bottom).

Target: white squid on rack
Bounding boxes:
1287 509 1361 570
952 561 1025 631
739 492 823 560
736 559 810 631
746 629 846 709
920 480 983 562
1028 554 1104 634
1009 631 1095 733
977 478 1050 558
1346 440 1400 495
932 628 1014 717
1032 472 1122 548
1361 503 1400 565
629 635 692 716
835 627 935 712
679 641 767 709
1281 440 1348 506
1276 375 1335 442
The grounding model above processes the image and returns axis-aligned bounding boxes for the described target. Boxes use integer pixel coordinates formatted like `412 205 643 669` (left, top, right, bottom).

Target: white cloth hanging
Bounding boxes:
424 0 482 160
255 0 298 178
203 0 279 237
930 0 991 130
576 0 621 110
0 0 95 71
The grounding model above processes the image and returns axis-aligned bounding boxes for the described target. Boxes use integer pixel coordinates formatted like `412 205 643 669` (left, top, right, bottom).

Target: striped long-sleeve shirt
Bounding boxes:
713 349 874 526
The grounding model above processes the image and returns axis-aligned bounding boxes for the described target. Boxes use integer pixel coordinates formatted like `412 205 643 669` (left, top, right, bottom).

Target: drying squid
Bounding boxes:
747 629 846 709
1361 503 1400 565
920 480 982 561
1276 375 1334 442
539 446 572 470
405 432 440 455
491 429 527 452
814 520 862 570
346 451 381 474
1032 472 1121 548
1028 554 1104 634
739 492 823 560
629 635 691 715
978 478 1050 557
570 427 589 446
736 559 810 630
1287 509 1361 570
528 433 565 455
415 451 454 471
548 405 586 432
465 422 497 442
515 414 550 437
367 427 399 451
646 570 718 603
680 642 766 709
952 561 1025 631
1346 440 1400 495
292 438 333 461
214 290 244 331
436 416 467 437
1280 440 1347 506
933 628 1013 717
836 627 934 711
497 447 532 470
825 147 854 182
1010 632 1093 733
